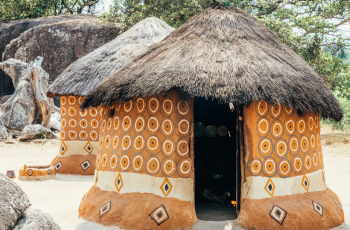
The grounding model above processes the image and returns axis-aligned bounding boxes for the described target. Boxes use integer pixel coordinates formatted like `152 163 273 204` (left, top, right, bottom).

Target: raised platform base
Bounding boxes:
51 155 96 175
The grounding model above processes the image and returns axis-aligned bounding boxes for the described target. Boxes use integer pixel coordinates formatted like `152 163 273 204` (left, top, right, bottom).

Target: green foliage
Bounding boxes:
322 91 350 131
336 66 350 101
37 131 47 139
0 0 101 22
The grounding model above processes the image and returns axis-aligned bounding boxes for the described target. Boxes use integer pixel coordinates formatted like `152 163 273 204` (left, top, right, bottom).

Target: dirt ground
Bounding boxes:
0 138 349 230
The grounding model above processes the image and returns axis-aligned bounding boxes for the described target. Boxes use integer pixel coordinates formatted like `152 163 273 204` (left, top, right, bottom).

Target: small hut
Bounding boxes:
79 3 344 230
46 18 174 175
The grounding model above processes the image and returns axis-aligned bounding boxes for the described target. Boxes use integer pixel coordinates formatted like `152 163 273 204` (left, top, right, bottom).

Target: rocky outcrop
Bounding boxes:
3 16 120 83
13 208 61 230
0 119 8 140
0 173 30 230
19 124 56 140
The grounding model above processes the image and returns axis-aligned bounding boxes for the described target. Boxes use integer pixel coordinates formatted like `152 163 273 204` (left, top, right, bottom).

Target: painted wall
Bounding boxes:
51 95 102 175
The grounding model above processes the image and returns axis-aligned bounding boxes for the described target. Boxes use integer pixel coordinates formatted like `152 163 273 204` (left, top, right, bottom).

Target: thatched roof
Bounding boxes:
82 3 343 121
46 17 174 97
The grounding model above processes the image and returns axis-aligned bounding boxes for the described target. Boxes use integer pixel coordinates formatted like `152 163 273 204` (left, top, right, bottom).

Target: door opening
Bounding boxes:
194 97 239 221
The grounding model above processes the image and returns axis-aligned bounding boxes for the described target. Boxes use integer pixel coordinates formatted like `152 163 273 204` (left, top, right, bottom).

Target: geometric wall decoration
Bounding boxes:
99 201 111 217
149 204 169 225
333 197 342 212
160 178 173 197
312 200 323 217
80 160 92 171
269 205 287 225
301 175 310 192
264 178 275 197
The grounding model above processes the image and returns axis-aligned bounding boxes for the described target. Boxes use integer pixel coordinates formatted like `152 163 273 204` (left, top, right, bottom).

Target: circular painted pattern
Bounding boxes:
278 159 291 177
105 135 111 148
310 135 316 149
135 116 146 133
68 96 76 105
107 118 112 130
79 131 87 139
114 116 120 130
68 130 77 139
315 116 319 128
162 119 173 136
163 139 175 156
147 116 159 133
270 104 282 118
124 100 133 113
289 136 299 154
90 108 98 117
149 98 159 114
146 156 160 174
147 136 159 152
110 154 118 170
90 131 98 140
271 120 283 138
133 135 145 151
69 119 77 128
308 116 314 131
78 97 84 104
304 154 312 171
177 100 189 115
178 119 190 135
122 135 132 150
301 136 309 152
162 158 176 176
61 97 66 105
297 119 306 134
263 158 276 176
259 138 272 157
275 140 288 158
99 137 104 149
115 103 121 111
120 154 130 171
132 154 144 172
257 118 269 137
136 98 145 113
60 131 65 139
100 108 104 117
61 119 66 128
284 105 293 116
163 99 173 115
80 109 87 117
249 158 262 176
61 107 66 116
292 155 303 173
113 135 119 149
91 119 99 129
101 120 106 132
80 119 87 128
101 154 108 168
285 117 295 135
177 140 189 157
313 152 318 167
122 116 132 131
178 159 191 177
257 101 268 116
69 107 76 116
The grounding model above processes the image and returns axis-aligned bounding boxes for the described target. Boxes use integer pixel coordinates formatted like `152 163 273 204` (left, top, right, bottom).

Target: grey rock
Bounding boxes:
0 118 8 140
0 94 12 104
0 173 30 230
19 124 55 140
13 208 61 230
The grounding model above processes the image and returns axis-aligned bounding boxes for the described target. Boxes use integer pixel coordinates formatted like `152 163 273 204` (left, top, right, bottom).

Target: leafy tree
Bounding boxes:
0 0 101 22
102 0 350 86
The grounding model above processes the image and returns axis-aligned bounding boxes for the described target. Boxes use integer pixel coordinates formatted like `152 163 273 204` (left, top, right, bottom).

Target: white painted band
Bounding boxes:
95 170 194 202
241 169 326 199
57 141 98 157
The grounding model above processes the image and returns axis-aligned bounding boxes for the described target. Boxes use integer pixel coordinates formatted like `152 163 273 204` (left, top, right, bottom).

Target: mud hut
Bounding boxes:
46 17 174 175
78 3 344 230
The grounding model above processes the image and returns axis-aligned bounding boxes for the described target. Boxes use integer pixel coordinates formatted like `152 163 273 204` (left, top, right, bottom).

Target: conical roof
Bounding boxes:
82 3 343 121
47 17 174 97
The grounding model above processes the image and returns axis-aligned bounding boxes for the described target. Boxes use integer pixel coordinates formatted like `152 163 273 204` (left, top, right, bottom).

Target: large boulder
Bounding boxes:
13 208 61 230
0 173 30 230
0 118 8 140
3 16 121 83
19 124 56 140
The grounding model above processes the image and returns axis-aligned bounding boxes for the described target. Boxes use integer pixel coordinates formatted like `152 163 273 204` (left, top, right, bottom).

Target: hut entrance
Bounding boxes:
194 98 240 221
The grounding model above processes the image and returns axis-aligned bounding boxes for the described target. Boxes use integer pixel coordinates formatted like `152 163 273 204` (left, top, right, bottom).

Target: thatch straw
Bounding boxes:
46 17 174 97
82 3 343 121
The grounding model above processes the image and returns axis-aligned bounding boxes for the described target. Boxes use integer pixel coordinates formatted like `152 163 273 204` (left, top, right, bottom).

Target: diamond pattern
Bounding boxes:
55 161 63 171
264 178 275 197
84 141 93 154
27 169 33 176
312 200 323 217
149 205 169 225
80 160 91 171
99 201 111 217
95 171 99 186
269 205 287 225
333 197 342 212
301 174 310 191
160 178 173 197
114 173 123 193
47 169 52 175
60 142 67 155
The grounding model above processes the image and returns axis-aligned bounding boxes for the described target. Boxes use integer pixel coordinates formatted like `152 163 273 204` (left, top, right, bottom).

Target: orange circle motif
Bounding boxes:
90 108 97 116
162 158 176 176
91 119 98 129
107 118 112 130
259 138 272 157
69 119 76 127
90 131 97 140
292 156 303 173
69 107 76 116
61 97 66 105
284 105 293 115
178 119 189 135
80 109 87 116
124 100 132 112
61 119 66 128
132 155 144 171
162 119 173 135
315 116 319 128
120 155 130 170
79 131 87 139
163 100 173 115
99 137 104 149
122 116 132 131
149 98 159 113
250 159 262 176
297 119 306 134
122 135 131 150
113 135 119 149
263 158 276 176
80 119 87 128
68 96 76 105
105 135 111 148
310 135 316 149
68 131 77 139
147 117 159 132
147 136 159 151
275 140 287 157
114 117 120 130
163 139 175 155
270 104 282 118
110 155 118 169
313 152 318 167
136 98 145 113
177 140 189 157
305 155 312 170
301 136 309 152
289 137 299 154
257 118 269 136
178 159 191 177
61 107 66 116
278 160 290 177
147 157 160 174
257 101 268 116
285 117 295 135
133 135 144 151
271 121 283 138
60 131 65 139
308 117 314 131
178 100 189 115
102 154 108 168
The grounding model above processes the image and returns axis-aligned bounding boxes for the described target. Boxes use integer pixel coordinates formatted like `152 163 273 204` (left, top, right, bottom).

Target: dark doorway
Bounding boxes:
0 69 14 97
194 97 238 221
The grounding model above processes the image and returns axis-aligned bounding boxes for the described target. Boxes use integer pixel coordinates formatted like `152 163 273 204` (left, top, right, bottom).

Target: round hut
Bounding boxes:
79 3 344 230
46 18 174 175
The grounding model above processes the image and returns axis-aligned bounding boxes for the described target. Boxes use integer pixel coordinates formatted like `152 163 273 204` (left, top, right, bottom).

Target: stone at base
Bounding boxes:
51 155 96 175
79 186 197 230
13 207 61 230
238 188 344 229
